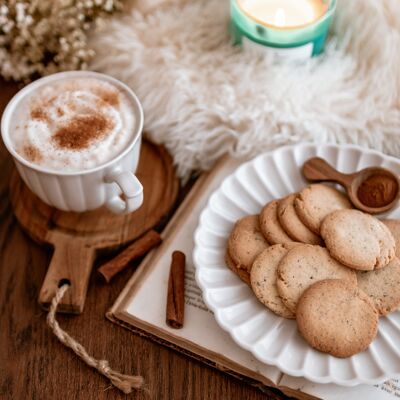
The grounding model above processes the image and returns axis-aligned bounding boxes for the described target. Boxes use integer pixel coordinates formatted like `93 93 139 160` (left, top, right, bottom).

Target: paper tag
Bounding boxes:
242 36 313 62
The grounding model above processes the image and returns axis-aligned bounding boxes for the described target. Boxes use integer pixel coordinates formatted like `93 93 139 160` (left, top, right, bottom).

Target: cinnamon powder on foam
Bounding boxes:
52 113 114 150
27 86 120 153
23 145 43 163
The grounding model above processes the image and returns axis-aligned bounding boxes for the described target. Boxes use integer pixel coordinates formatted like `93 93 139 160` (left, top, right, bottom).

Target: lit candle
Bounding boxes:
237 0 329 29
231 0 336 59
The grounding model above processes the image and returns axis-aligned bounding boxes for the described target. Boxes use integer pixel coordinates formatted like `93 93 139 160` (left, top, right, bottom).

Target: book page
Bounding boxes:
121 157 283 386
280 375 400 400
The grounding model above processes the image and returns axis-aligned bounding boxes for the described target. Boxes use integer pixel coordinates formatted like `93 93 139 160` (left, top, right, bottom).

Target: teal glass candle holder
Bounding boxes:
231 0 337 59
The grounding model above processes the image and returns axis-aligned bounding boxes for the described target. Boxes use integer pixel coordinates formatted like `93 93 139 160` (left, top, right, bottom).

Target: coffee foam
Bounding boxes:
11 77 136 172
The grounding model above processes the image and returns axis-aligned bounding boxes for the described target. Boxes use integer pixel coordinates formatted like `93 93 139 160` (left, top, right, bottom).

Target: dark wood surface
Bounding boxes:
9 139 179 314
0 79 288 400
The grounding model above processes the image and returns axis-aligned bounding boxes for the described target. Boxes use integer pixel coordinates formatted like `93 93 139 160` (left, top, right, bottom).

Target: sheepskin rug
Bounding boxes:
90 0 400 179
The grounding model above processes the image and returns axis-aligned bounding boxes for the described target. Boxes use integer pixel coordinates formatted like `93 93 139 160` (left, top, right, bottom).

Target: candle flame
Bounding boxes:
273 7 286 27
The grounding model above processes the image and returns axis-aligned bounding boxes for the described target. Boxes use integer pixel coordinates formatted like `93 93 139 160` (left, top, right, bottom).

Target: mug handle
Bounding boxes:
105 168 143 214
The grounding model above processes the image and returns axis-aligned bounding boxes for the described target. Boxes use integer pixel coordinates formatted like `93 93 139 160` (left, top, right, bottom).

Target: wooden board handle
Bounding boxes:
39 235 96 314
302 157 353 187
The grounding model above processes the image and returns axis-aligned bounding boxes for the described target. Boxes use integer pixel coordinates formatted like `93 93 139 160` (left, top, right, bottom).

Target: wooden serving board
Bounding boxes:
9 140 179 314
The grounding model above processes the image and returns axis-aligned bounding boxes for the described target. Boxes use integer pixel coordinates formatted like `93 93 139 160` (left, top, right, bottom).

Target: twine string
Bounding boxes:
46 283 144 394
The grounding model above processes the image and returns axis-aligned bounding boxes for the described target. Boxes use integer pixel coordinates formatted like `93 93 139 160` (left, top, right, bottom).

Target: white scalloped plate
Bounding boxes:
193 143 400 386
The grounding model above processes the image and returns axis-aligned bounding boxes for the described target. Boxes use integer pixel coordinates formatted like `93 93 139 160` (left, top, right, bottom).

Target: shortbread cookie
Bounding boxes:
277 194 323 245
321 210 395 271
383 219 400 258
277 245 357 312
227 215 269 273
225 251 251 286
294 184 352 234
259 200 294 245
357 257 400 315
297 279 378 358
250 244 297 319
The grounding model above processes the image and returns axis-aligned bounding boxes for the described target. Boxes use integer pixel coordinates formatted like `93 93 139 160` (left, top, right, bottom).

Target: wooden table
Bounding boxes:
0 80 288 400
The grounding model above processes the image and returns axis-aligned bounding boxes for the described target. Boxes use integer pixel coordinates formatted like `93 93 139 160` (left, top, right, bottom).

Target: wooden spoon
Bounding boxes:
302 157 400 214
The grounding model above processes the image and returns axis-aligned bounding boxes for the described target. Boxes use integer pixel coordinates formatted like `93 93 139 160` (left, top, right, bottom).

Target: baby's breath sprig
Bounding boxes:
0 0 122 82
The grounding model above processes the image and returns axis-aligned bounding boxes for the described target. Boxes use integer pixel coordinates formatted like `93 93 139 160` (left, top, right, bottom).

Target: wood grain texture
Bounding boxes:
302 157 354 186
0 79 288 400
9 140 179 313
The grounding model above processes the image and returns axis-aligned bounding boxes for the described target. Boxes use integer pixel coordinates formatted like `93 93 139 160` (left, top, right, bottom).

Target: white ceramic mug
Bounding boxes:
1 71 144 214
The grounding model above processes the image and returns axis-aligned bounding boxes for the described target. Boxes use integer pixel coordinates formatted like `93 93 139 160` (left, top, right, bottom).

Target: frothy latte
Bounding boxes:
11 77 136 172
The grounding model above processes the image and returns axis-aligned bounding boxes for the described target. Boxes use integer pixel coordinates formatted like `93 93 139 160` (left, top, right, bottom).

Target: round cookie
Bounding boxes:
277 245 357 312
357 257 400 315
250 244 297 319
259 200 294 245
294 184 352 234
277 194 323 245
383 219 400 258
297 279 379 358
225 251 251 286
228 215 269 273
321 209 395 271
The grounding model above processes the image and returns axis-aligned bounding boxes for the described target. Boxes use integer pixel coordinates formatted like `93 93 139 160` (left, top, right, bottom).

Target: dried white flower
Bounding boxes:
0 0 122 81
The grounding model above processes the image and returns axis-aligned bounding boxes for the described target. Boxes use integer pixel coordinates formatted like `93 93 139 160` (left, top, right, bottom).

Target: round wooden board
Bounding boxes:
9 140 179 313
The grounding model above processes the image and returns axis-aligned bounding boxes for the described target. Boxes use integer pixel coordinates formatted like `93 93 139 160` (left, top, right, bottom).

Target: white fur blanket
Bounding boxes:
90 0 400 179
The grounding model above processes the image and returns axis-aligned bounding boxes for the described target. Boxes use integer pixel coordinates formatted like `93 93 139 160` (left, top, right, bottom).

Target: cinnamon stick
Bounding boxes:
98 230 162 283
166 251 186 329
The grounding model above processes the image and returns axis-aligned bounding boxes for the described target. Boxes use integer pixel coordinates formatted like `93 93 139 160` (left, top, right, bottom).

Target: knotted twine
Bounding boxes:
46 283 144 394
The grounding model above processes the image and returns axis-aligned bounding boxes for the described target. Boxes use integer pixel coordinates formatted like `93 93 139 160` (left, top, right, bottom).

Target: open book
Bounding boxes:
107 157 400 400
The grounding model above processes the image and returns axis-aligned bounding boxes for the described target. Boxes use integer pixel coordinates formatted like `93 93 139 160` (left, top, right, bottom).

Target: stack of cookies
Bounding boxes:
226 183 400 358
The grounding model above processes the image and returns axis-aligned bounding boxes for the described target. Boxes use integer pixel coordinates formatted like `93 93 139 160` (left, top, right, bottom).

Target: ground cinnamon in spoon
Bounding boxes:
357 174 398 208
